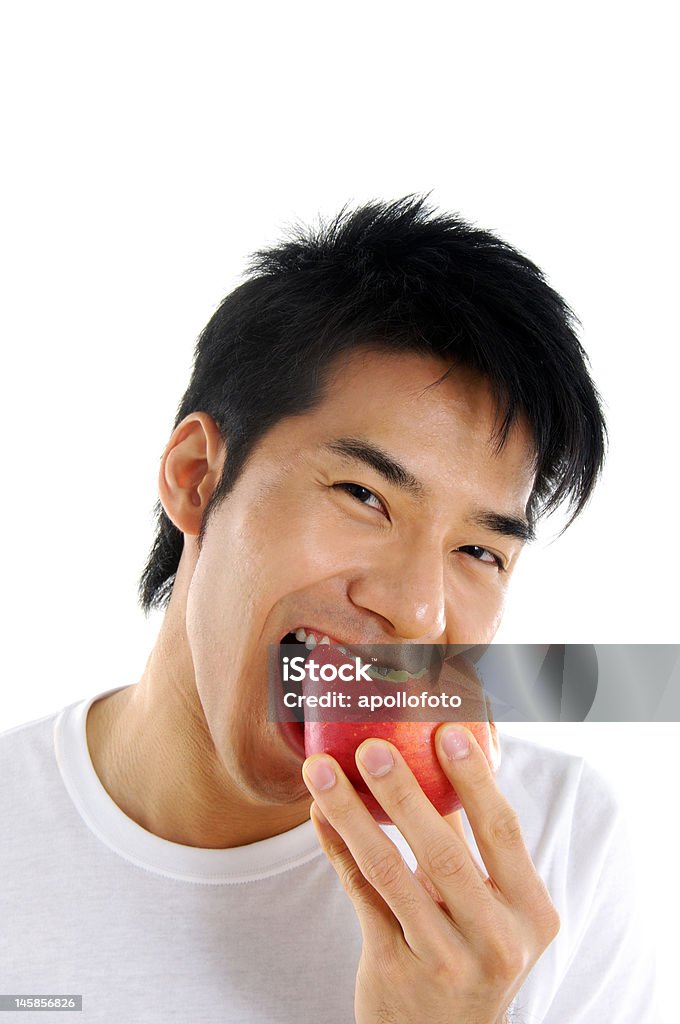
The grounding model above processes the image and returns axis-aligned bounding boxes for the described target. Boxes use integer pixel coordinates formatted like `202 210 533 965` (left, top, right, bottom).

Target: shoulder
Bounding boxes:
497 730 619 810
494 731 623 859
0 710 63 813
0 709 59 758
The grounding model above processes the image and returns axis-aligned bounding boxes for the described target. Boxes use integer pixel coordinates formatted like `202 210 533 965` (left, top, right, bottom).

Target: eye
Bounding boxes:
334 482 388 516
456 545 506 571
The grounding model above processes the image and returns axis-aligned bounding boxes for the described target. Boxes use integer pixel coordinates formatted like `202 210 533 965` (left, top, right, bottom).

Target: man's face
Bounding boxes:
183 348 535 807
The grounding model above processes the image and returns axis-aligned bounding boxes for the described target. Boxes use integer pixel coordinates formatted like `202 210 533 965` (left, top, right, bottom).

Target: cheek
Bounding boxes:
446 572 507 643
184 526 263 714
237 493 361 591
189 496 287 630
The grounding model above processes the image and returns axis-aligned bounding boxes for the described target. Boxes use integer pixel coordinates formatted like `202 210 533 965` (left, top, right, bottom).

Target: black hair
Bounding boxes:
138 195 606 613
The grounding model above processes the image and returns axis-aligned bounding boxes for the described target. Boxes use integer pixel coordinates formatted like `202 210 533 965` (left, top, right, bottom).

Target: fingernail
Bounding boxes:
441 726 470 760
304 756 336 790
358 740 394 777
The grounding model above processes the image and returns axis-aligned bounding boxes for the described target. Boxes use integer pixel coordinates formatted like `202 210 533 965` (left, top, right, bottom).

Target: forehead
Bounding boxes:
285 347 536 512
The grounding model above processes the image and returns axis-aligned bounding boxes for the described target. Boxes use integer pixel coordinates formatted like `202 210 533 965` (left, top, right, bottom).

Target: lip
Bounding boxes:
278 719 306 759
284 625 345 645
271 637 307 760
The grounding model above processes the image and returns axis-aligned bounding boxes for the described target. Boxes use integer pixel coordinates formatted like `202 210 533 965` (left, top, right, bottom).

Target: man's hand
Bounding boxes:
302 724 560 1024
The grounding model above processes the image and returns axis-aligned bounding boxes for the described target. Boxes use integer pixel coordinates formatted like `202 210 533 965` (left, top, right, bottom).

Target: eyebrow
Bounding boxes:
322 435 535 544
465 508 535 543
323 437 426 498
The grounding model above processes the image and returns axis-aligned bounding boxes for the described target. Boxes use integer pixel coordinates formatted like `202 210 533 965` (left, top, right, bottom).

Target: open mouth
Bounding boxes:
275 626 446 754
278 627 439 682
274 629 478 757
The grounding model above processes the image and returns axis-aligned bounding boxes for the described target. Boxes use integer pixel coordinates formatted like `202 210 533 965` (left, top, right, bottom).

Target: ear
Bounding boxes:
158 413 226 535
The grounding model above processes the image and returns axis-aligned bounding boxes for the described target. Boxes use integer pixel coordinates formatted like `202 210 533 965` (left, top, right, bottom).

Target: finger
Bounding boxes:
303 755 460 957
416 813 488 904
309 802 399 948
434 725 549 909
441 810 489 882
413 865 448 907
353 739 493 937
484 694 502 771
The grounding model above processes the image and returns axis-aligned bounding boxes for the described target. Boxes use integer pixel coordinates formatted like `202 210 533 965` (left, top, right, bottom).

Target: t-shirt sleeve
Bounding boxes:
525 758 662 1024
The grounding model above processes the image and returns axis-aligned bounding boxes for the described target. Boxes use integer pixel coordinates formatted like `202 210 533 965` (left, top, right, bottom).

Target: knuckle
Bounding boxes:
534 898 561 942
465 748 493 781
339 858 373 903
425 834 471 882
498 948 529 983
484 939 529 984
362 845 407 891
390 784 420 816
427 948 458 984
393 888 421 917
487 808 524 848
327 796 357 831
521 878 561 943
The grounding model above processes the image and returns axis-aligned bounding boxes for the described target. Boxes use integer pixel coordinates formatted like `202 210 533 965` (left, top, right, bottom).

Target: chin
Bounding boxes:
222 722 310 807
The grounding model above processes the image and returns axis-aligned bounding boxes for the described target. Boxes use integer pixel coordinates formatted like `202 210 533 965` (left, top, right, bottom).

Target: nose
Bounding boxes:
347 538 447 641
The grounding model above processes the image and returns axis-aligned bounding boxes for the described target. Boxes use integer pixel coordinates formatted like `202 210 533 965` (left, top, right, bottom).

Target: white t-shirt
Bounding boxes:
0 686 661 1023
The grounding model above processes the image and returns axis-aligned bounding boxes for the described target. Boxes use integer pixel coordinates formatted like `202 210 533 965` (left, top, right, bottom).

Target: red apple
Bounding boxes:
300 644 500 824
305 718 499 824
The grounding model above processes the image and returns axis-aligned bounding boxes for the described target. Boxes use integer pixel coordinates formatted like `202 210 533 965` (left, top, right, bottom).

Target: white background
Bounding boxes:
0 2 677 1020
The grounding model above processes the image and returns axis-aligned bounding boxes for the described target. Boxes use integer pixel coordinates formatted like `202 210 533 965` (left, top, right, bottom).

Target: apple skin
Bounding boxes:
304 719 500 824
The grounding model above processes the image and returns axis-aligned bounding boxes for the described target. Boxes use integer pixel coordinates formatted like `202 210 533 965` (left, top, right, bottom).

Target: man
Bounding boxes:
0 197 658 1022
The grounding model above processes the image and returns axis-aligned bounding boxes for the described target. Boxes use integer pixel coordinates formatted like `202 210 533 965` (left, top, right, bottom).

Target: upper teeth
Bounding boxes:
290 626 428 682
